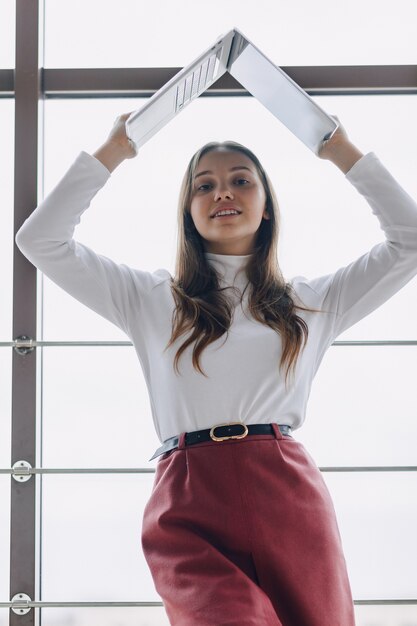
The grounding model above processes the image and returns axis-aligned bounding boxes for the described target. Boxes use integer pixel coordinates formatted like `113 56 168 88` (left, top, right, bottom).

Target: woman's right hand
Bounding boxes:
93 111 138 172
105 111 138 159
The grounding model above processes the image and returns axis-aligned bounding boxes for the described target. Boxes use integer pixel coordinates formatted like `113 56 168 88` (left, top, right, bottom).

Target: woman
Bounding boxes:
15 112 417 626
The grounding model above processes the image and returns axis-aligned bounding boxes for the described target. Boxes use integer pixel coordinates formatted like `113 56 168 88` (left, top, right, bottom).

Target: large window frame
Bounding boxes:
1 0 417 623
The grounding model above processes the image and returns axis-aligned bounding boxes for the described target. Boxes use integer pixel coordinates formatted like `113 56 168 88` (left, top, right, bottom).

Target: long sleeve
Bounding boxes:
15 150 167 336
295 152 417 340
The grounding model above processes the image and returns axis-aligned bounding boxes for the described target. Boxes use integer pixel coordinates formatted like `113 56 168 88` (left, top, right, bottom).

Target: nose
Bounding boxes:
214 182 234 201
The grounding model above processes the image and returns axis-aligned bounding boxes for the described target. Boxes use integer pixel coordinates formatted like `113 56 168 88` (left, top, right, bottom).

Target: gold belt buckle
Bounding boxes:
209 421 249 442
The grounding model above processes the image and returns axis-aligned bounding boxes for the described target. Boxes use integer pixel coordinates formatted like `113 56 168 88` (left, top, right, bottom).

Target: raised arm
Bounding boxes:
296 115 417 342
14 111 165 336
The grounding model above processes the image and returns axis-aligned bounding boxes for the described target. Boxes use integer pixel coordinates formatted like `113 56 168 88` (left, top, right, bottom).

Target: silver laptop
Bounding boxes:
125 27 338 155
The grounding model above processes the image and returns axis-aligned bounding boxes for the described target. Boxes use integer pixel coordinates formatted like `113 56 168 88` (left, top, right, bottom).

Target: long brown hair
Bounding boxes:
164 141 328 390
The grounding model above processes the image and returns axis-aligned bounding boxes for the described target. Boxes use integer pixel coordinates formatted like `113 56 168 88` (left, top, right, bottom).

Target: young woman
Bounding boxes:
15 112 417 626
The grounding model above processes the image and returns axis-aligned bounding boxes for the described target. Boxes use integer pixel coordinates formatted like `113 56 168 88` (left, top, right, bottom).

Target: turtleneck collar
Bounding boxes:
204 251 252 288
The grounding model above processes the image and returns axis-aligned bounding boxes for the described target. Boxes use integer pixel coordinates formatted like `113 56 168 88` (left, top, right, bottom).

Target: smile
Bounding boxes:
212 211 242 219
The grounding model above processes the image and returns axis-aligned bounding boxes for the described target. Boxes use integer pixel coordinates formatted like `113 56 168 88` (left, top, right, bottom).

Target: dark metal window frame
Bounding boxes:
3 0 417 623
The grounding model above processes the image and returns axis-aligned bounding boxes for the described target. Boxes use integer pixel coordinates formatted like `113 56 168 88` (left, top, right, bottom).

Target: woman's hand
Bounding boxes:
317 114 364 174
105 111 138 159
93 111 138 173
317 115 350 160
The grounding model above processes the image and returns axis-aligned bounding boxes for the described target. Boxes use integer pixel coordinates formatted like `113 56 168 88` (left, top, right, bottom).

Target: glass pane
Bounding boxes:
41 474 157 601
0 0 15 68
44 0 417 67
0 350 11 468
325 472 417 600
0 100 14 341
0 476 10 610
40 473 417 603
295 345 417 467
355 605 417 625
41 347 161 468
41 607 170 626
43 95 417 342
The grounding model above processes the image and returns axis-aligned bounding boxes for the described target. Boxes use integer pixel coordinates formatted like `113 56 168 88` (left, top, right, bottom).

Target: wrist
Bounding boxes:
328 141 364 175
92 140 129 173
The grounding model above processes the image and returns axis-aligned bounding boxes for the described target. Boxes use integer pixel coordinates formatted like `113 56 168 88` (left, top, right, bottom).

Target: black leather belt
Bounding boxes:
149 422 292 461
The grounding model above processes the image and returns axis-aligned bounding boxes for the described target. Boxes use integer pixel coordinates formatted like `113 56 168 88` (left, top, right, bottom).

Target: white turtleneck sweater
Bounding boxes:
15 151 417 445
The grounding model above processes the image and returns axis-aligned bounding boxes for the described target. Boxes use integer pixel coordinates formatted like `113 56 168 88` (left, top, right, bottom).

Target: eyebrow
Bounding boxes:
194 166 253 179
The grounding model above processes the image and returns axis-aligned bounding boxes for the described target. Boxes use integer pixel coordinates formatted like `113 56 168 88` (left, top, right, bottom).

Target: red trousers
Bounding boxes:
141 424 356 626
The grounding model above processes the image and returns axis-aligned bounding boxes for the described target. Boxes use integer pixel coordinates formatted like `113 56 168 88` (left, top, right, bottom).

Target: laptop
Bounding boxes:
125 27 338 155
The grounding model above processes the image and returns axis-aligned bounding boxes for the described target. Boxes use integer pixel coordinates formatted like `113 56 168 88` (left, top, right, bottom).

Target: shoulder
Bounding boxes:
289 273 334 311
128 267 172 293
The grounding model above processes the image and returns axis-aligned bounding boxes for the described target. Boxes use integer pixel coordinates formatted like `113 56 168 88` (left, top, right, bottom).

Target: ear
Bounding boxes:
263 207 271 220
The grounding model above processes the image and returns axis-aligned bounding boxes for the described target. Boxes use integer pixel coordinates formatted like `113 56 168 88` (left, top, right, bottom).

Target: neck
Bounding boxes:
204 252 253 259
203 241 255 256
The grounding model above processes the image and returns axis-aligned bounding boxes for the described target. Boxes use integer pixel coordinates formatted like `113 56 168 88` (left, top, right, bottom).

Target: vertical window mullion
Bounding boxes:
11 1 41 624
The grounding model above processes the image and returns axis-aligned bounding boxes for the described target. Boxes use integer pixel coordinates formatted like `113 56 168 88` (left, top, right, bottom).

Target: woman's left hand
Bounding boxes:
317 115 350 160
317 115 365 173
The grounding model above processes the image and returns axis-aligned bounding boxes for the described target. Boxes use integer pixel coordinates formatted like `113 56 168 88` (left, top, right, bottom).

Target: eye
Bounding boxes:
196 183 211 191
195 178 250 192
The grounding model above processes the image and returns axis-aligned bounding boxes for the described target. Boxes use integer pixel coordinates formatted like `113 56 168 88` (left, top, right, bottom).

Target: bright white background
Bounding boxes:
2 1 417 625
43 0 417 67
0 0 15 68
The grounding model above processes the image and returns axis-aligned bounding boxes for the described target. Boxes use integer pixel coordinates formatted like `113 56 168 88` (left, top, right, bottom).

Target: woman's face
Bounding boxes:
189 148 269 255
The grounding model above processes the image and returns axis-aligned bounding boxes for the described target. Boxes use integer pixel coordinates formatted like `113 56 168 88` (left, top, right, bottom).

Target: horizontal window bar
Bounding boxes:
1 466 417 475
332 341 417 346
1 467 156 475
0 69 14 96
3 340 133 348
1 601 164 608
1 599 417 608
2 339 417 349
354 599 417 605
1 66 417 97
319 466 417 472
40 65 417 97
